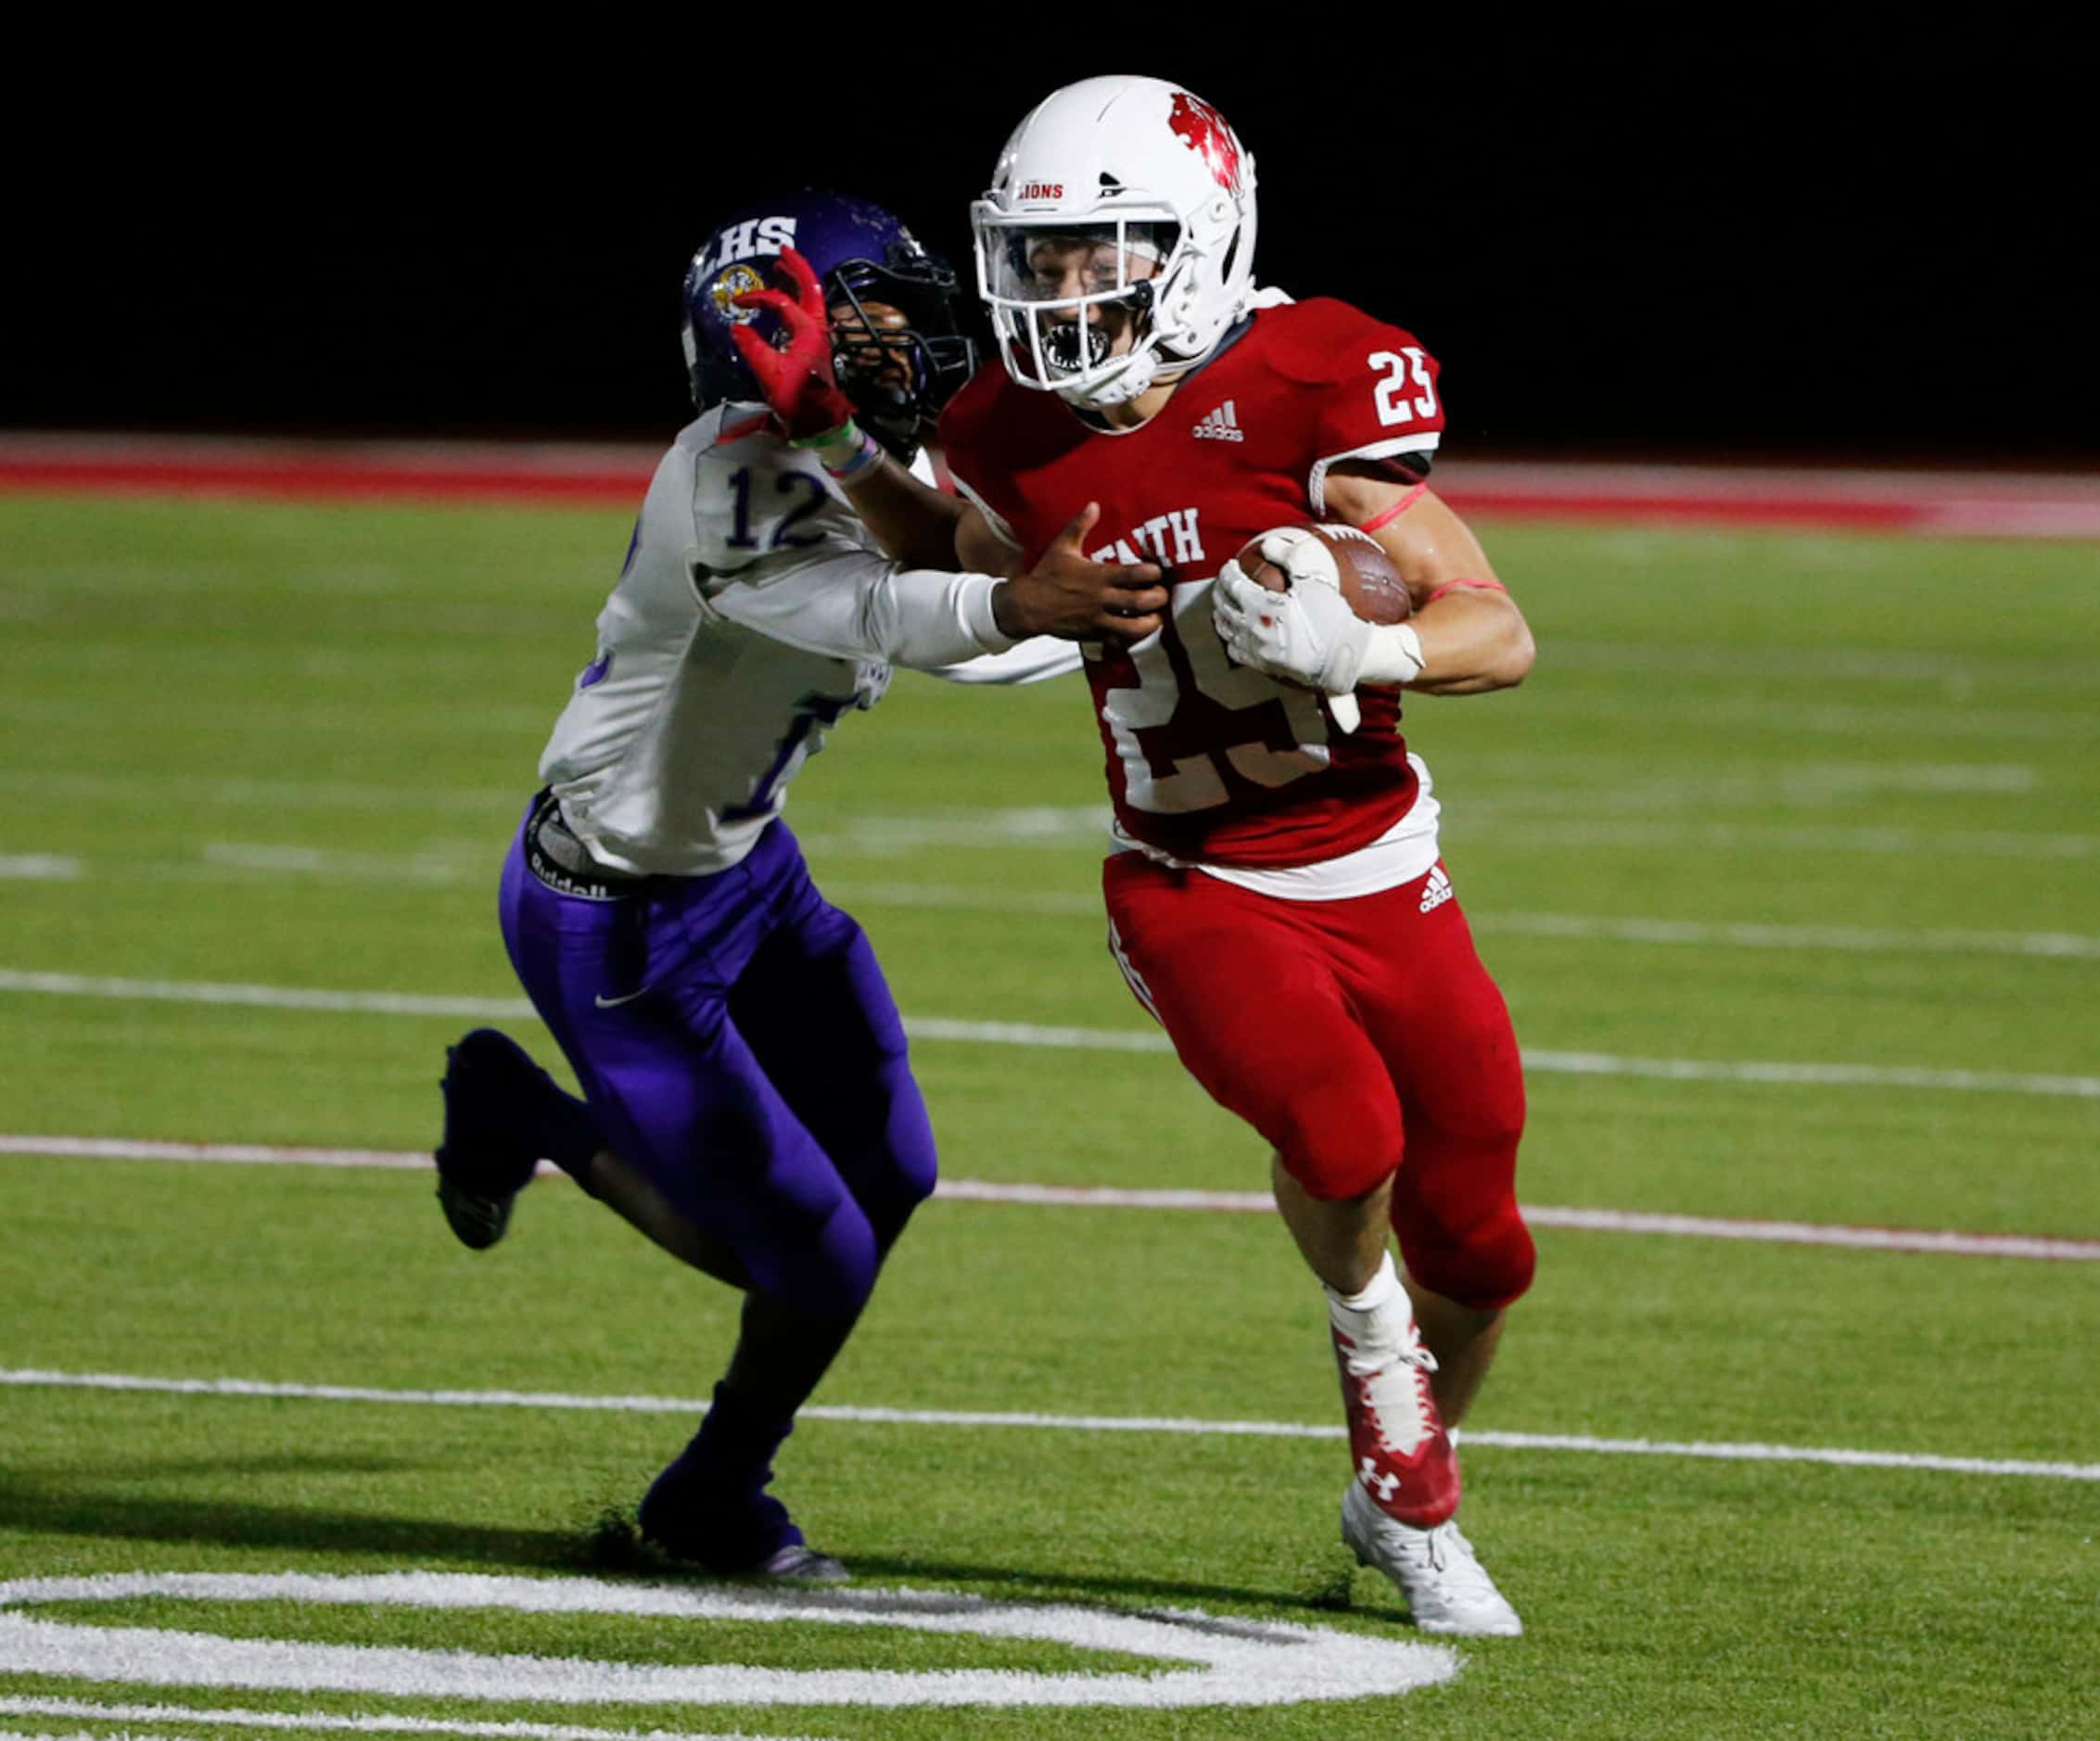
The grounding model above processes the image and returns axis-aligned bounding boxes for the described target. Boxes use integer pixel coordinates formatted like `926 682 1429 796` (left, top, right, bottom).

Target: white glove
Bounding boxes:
1212 527 1426 693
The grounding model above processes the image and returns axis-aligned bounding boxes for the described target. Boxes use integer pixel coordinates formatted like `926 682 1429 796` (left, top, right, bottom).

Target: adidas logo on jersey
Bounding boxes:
1192 400 1245 442
1419 865 1454 914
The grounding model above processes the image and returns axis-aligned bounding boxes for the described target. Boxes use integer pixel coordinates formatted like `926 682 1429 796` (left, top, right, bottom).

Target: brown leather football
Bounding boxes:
1233 524 1414 625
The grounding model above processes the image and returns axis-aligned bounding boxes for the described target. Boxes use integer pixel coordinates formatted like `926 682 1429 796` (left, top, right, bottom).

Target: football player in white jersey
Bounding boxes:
433 192 1163 1579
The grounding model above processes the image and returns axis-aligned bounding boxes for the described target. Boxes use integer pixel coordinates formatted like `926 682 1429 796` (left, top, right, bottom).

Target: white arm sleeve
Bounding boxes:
929 636 1086 685
707 545 1017 671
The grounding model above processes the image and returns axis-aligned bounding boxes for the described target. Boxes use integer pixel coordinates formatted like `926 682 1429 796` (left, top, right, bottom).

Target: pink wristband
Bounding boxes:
821 428 884 483
1422 578 1510 606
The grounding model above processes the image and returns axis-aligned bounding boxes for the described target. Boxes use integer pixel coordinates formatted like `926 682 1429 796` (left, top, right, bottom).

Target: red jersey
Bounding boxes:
939 297 1446 870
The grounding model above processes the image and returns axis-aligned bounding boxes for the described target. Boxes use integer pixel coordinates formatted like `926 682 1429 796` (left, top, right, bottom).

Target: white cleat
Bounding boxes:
1342 1480 1523 1636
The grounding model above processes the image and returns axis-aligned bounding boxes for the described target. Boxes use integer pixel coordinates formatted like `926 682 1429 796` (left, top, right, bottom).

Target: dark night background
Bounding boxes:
14 34 2090 464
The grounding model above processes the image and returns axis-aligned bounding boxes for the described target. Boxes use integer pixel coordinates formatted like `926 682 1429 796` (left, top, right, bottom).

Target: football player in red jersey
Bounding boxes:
736 77 1535 1635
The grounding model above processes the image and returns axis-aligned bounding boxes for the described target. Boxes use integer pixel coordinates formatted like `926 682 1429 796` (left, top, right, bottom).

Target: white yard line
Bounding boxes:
822 880 1102 918
1 1367 2090 1483
1544 639 2100 688
4 968 2094 1099
0 1136 437 1170
0 769 520 813
1513 1049 2099 1098
1457 818 2100 859
0 1571 1456 1712
1508 1205 2095 1261
935 1182 2100 1262
837 887 2100 961
0 1730 195 1741
201 843 487 884
4 1136 2093 1262
901 1015 1171 1054
795 807 1109 857
0 970 534 1021
25 768 2095 858
0 856 82 881
1508 692 2100 744
16 842 2100 964
0 1702 796 1741
1470 912 2100 959
1457 761 2043 813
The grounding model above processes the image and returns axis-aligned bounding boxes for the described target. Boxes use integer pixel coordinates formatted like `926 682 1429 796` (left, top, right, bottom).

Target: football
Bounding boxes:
1232 523 1414 624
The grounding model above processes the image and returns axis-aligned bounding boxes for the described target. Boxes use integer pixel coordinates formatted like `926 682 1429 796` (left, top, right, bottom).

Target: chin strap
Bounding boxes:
1058 288 1254 410
1059 345 1161 409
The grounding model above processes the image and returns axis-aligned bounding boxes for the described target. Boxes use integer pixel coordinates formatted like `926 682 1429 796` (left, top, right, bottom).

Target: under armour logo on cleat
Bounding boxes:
1359 1458 1402 1504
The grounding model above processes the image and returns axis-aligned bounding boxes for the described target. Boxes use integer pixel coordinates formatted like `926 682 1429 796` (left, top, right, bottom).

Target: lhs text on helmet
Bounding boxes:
693 216 798 284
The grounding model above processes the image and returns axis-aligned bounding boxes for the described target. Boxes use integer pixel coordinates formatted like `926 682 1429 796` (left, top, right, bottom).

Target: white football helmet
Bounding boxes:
972 75 1258 408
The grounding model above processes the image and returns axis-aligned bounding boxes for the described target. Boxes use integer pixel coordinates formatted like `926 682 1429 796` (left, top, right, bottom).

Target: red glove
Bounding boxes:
730 247 857 440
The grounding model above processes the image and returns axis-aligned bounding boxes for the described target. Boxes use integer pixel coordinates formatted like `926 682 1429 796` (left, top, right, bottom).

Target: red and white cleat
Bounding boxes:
1342 1480 1522 1636
1330 1317 1461 1530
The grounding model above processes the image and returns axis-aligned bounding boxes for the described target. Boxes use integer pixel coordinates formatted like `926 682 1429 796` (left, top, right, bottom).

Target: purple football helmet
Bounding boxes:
681 192 975 459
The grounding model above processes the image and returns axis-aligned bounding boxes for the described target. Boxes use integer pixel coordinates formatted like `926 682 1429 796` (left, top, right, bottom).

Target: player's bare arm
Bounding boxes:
955 500 1025 578
1324 465 1536 695
827 449 969 570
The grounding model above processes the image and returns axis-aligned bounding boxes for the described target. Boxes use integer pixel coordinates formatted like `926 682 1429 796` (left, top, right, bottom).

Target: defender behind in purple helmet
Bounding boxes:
683 192 974 461
429 191 1166 1579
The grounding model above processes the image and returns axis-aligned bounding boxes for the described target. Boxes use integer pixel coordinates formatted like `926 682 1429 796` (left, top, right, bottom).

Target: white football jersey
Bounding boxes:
539 404 1078 877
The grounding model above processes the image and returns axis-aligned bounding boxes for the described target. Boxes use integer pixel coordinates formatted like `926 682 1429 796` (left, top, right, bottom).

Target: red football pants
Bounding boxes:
1103 853 1534 1311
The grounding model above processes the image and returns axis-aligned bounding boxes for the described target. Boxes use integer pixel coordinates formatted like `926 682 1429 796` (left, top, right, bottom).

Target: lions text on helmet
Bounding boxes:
683 193 976 461
972 75 1258 409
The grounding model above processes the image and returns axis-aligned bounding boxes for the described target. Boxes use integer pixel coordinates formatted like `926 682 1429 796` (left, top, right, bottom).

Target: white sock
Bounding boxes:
1325 1252 1417 1370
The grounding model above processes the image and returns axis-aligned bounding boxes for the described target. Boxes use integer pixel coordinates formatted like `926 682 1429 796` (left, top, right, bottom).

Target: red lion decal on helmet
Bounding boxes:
1167 91 1243 197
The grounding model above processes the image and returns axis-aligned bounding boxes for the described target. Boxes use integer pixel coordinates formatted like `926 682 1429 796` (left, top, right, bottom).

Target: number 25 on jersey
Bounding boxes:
1369 349 1437 427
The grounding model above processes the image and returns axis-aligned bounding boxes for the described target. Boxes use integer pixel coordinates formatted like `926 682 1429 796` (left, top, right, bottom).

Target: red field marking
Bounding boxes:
5 433 2098 535
0 437 654 508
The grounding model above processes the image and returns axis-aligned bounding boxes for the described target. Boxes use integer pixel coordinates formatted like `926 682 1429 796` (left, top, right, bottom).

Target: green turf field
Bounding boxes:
1 494 2094 1739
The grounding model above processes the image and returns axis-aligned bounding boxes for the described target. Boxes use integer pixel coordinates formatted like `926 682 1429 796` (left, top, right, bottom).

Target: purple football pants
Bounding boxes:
498 810 937 1322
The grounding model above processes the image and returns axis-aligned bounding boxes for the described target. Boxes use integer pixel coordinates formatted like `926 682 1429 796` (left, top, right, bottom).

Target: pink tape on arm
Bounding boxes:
1422 578 1511 606
1356 481 1428 532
